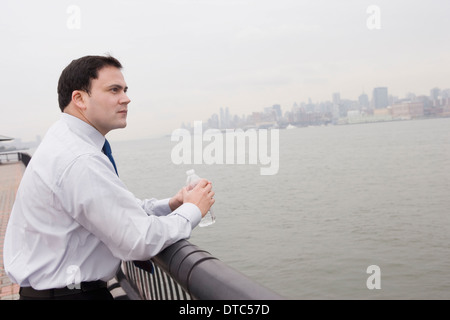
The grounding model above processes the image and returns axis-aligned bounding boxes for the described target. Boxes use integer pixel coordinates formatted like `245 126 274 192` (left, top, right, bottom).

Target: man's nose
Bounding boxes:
121 93 131 105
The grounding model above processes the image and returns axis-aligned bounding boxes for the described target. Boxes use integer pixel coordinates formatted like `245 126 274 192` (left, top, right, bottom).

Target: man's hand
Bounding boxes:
169 187 184 211
183 179 215 217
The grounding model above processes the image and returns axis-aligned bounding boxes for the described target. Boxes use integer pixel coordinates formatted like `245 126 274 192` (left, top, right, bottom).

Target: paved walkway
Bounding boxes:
0 162 24 300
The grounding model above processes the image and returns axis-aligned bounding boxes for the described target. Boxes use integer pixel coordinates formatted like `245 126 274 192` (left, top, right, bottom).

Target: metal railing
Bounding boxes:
120 240 284 300
6 151 283 300
0 151 31 167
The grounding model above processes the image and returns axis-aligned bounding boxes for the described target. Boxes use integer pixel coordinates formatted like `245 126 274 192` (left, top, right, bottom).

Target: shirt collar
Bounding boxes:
60 113 105 151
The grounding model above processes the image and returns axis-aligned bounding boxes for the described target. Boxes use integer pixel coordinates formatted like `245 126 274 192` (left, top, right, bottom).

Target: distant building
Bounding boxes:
441 89 450 99
264 104 282 121
391 101 424 119
373 87 389 109
208 113 219 129
430 87 441 101
358 93 369 108
219 107 231 129
332 92 340 105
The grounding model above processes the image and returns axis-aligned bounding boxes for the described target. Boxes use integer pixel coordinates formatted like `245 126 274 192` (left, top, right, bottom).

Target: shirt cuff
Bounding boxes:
174 203 202 228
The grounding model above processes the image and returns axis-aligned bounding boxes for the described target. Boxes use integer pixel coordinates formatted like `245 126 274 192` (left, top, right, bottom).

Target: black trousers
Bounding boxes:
19 286 114 300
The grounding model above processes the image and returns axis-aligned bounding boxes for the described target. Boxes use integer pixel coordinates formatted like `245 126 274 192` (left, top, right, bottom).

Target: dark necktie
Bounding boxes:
102 139 118 175
102 140 154 273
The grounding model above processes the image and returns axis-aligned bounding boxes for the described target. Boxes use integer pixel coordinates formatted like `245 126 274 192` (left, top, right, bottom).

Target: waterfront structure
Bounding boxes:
0 135 13 142
373 87 389 109
391 101 424 120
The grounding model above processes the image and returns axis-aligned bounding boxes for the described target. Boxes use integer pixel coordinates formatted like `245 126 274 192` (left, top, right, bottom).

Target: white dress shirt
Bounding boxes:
3 113 201 290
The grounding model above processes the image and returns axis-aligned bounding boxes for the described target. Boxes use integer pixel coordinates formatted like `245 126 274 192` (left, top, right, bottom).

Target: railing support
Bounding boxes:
0 152 31 166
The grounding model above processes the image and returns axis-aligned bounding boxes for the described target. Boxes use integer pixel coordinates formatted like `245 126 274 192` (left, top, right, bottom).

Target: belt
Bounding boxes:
19 280 108 298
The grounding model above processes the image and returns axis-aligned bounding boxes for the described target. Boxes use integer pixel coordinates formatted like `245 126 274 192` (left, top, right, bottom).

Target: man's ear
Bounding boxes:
71 90 87 111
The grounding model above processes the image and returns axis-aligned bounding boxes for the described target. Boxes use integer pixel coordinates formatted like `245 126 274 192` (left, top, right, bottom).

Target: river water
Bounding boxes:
113 118 450 299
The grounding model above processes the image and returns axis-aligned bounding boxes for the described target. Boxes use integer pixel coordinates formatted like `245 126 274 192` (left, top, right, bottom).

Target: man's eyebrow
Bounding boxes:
107 84 128 91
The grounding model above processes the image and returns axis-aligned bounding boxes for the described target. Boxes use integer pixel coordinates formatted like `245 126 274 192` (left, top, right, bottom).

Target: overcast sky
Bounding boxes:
1 0 449 141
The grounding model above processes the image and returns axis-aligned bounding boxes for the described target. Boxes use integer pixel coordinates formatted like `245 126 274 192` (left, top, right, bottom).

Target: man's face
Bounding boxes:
83 66 130 136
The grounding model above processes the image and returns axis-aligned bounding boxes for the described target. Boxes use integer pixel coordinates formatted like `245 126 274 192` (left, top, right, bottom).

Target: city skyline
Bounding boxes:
3 82 449 147
186 84 450 132
1 1 450 142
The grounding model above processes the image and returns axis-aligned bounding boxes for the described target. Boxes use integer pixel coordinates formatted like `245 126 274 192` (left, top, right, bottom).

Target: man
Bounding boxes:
3 55 215 300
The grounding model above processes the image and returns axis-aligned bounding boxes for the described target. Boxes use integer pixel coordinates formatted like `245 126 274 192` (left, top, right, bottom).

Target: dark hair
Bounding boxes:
57 55 123 111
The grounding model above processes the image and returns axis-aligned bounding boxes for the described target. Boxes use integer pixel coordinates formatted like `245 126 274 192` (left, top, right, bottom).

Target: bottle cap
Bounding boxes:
186 169 195 175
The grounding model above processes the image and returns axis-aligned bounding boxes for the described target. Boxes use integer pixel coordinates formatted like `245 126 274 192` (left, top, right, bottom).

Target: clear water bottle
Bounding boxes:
186 169 216 227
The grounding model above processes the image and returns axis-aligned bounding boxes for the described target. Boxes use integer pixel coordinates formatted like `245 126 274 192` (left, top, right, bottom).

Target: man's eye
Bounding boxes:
111 88 119 93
